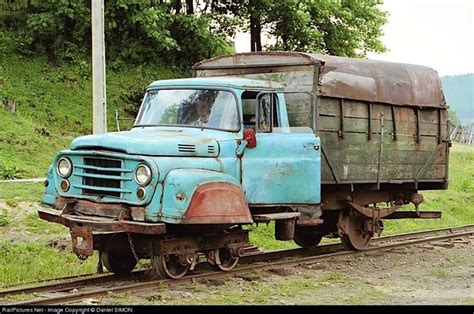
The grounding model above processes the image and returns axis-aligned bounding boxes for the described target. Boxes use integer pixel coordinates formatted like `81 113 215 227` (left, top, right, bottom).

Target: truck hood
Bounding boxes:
71 129 219 157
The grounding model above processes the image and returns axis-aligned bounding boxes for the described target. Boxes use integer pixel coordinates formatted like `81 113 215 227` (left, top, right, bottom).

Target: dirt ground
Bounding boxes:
0 200 69 244
96 235 474 305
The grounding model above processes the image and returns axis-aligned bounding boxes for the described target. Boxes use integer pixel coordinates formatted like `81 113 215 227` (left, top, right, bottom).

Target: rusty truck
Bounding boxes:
38 52 449 278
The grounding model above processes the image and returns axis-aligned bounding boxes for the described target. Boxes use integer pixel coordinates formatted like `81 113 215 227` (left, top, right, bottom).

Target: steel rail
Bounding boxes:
0 245 259 298
1 223 471 294
7 224 473 305
242 224 474 262
2 224 472 300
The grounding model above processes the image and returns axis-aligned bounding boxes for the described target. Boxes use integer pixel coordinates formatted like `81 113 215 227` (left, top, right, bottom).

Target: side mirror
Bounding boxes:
243 128 257 149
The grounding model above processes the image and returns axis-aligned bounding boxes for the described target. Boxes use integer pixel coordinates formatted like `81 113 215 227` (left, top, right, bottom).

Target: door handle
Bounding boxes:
304 143 320 151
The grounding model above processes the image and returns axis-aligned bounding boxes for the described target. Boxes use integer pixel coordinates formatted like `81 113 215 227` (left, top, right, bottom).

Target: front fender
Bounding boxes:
159 169 252 224
43 165 57 206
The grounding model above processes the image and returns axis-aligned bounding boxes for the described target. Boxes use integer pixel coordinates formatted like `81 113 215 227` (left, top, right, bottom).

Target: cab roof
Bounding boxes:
147 77 283 91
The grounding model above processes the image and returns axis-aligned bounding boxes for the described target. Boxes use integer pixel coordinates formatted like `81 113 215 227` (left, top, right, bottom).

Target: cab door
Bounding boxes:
241 92 321 205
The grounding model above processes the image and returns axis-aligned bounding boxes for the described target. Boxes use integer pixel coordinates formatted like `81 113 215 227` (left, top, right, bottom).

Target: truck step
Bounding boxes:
383 211 442 219
252 212 300 223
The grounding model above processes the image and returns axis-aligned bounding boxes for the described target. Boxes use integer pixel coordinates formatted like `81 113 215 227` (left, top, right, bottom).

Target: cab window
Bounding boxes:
242 91 278 132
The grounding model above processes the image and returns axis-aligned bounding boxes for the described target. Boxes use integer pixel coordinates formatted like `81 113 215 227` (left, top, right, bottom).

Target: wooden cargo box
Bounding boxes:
193 52 450 209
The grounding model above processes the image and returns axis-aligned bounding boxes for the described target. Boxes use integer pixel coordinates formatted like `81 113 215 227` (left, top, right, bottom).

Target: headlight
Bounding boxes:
134 164 152 186
57 157 72 178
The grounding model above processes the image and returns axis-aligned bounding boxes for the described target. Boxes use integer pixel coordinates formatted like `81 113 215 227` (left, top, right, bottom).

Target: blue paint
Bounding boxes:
43 77 322 225
71 129 219 157
157 168 241 223
43 165 57 206
242 132 321 204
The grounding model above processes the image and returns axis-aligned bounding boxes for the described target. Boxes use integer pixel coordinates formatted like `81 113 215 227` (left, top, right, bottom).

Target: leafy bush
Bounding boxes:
0 162 23 180
0 0 235 68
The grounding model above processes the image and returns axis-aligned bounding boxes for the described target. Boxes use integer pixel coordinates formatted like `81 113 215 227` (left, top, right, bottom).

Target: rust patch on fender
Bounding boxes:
183 182 253 224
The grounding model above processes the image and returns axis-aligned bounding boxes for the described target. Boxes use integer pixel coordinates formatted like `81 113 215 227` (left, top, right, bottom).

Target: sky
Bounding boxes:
234 0 474 77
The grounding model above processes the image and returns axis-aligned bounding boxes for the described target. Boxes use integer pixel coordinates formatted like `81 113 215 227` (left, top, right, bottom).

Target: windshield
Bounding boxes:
134 89 240 131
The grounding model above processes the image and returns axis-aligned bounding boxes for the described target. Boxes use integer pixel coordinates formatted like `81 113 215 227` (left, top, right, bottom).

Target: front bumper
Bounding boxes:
38 207 166 234
38 207 166 257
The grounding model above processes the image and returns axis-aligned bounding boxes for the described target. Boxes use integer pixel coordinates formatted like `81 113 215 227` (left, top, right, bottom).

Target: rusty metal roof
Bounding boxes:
193 52 446 108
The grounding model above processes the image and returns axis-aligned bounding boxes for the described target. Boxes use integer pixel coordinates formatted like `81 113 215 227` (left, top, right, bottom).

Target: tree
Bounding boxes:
0 0 388 67
230 0 388 57
448 107 461 126
0 0 236 67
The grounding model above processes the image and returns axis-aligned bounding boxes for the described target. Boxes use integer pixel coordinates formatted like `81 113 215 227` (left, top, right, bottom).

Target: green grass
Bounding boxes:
141 271 355 305
345 288 390 305
247 222 297 250
0 241 98 287
430 268 449 279
0 182 44 203
0 208 9 227
23 212 66 234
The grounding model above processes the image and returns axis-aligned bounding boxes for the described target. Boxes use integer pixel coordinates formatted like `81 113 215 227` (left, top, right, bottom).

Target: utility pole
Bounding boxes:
92 0 107 134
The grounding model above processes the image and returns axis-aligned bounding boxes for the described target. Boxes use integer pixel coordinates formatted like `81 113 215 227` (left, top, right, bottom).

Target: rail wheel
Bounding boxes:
212 248 239 271
340 211 372 251
152 254 191 279
293 226 323 249
100 250 137 276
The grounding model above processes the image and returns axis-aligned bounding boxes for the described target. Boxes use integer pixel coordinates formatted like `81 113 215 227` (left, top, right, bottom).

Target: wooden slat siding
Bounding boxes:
286 93 313 127
321 164 446 181
322 133 442 153
321 147 446 165
319 128 446 182
319 117 445 136
319 158 446 181
318 99 447 137
319 98 445 123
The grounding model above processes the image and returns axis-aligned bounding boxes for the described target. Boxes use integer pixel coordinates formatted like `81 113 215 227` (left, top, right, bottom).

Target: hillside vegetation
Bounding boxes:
0 52 182 179
0 0 389 179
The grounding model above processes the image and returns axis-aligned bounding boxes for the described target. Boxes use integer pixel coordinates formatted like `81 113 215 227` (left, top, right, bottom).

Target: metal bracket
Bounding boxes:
70 227 93 257
348 201 401 219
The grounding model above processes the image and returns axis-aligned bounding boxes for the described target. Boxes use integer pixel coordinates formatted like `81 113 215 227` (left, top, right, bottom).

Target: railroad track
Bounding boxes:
1 224 473 305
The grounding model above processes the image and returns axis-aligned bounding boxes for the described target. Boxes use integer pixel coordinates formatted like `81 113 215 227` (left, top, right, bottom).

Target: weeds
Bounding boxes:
0 208 9 227
0 241 98 287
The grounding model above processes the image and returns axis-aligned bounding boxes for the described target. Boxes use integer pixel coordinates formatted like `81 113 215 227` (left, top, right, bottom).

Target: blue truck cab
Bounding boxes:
39 77 322 278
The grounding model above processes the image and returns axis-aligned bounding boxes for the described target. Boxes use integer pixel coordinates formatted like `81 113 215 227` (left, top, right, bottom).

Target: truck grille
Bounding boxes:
82 158 121 197
74 157 130 198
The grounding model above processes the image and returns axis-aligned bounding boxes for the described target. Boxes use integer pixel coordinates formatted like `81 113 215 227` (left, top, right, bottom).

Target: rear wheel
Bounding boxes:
213 248 239 271
340 212 372 250
293 226 323 249
152 254 191 279
100 250 137 276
